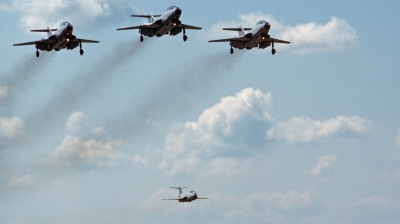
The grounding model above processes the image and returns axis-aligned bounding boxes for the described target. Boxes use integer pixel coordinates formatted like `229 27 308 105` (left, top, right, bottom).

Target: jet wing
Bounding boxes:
161 198 180 200
178 24 202 30
208 37 250 42
117 24 159 30
13 39 55 46
72 38 99 43
270 38 290 44
196 197 209 199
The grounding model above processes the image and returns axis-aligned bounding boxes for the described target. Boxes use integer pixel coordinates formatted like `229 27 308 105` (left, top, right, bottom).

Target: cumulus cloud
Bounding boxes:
0 85 8 99
158 88 274 176
310 155 337 176
0 0 113 29
43 135 123 168
0 116 27 141
65 111 85 132
5 175 35 189
158 88 370 176
205 12 357 54
267 116 370 143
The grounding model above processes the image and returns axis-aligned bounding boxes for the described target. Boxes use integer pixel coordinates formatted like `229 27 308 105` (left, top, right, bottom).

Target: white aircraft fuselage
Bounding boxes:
50 21 74 51
151 6 182 37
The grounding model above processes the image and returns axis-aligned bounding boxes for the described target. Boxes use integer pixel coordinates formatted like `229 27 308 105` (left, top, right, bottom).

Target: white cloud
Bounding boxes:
65 111 85 132
205 12 357 54
44 135 123 168
133 155 148 166
0 0 112 30
0 85 8 99
310 155 337 176
90 127 106 135
267 116 370 143
158 88 273 176
5 175 35 189
0 116 27 141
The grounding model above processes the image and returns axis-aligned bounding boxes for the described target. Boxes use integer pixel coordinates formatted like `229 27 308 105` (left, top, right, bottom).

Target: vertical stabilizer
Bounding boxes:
148 12 155 23
238 26 245 37
47 26 53 37
170 186 187 197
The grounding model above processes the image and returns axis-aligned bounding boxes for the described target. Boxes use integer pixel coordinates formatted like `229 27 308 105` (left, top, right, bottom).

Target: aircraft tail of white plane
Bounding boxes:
30 26 57 37
170 186 187 196
131 12 161 23
222 26 251 37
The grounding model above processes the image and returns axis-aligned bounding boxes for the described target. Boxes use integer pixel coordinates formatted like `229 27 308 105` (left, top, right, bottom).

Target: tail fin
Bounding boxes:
238 26 245 37
170 186 187 196
30 26 57 37
131 13 161 24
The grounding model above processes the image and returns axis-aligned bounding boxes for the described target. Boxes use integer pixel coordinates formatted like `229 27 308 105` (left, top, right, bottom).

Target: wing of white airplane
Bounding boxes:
161 198 181 200
117 24 159 30
208 37 250 42
196 197 209 199
72 38 99 43
269 38 291 44
177 24 202 30
13 39 55 46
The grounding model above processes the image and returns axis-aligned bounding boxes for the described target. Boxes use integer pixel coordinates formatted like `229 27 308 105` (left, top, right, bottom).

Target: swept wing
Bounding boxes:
177 24 202 30
208 37 250 43
117 24 159 30
13 39 55 46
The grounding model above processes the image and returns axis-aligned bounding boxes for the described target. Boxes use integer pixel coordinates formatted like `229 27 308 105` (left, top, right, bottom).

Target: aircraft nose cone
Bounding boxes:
175 7 182 15
265 22 271 29
67 24 73 32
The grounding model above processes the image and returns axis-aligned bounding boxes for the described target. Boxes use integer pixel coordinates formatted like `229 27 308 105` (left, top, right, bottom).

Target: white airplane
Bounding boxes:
209 20 290 55
117 6 202 42
162 187 209 203
13 21 99 57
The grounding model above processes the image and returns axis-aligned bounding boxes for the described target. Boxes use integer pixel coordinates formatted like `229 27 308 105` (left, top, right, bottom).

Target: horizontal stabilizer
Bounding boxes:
30 29 57 32
131 14 161 18
223 28 251 31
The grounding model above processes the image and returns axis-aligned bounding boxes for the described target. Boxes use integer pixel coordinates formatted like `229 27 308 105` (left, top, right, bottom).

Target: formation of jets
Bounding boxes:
13 5 290 57
162 187 209 203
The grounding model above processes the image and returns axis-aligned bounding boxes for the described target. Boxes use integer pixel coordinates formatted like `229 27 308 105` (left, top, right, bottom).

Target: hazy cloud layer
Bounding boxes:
310 155 337 176
5 175 35 189
0 85 8 99
0 116 27 141
205 12 357 54
395 130 400 147
267 116 370 143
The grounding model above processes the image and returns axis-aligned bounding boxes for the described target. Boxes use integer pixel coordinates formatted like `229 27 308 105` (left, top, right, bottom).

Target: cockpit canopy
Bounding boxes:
167 5 177 11
256 20 267 25
60 21 69 27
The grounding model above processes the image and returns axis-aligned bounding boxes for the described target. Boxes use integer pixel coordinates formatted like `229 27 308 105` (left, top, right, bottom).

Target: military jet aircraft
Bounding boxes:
162 187 209 203
208 20 290 55
117 6 202 42
13 21 99 57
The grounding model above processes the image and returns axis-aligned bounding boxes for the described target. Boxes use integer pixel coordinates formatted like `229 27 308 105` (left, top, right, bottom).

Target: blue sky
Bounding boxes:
0 0 399 223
